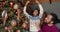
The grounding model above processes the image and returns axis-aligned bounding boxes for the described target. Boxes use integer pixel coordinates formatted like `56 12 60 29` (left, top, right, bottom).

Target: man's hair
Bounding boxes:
49 13 58 24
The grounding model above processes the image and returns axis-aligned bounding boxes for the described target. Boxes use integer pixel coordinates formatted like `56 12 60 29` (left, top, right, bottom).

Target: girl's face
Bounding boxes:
45 14 53 23
33 10 38 16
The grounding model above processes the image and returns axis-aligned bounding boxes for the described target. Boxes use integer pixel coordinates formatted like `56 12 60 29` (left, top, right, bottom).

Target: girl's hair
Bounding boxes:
31 8 40 16
49 13 58 24
26 4 40 16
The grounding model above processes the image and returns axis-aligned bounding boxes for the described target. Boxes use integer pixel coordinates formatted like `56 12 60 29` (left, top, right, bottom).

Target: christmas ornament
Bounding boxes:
16 29 21 32
2 10 7 18
5 26 9 32
2 10 8 25
17 9 21 20
22 23 27 29
5 26 8 31
13 4 19 10
10 2 14 7
11 20 17 27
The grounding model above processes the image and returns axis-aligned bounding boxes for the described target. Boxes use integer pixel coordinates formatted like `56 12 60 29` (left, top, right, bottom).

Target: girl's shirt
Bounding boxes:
23 3 44 31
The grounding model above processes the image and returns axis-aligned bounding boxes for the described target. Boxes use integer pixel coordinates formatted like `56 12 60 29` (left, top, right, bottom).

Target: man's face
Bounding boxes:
45 14 53 23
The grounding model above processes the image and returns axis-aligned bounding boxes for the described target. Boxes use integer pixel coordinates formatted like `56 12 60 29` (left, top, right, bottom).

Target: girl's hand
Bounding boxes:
25 1 30 6
35 0 40 4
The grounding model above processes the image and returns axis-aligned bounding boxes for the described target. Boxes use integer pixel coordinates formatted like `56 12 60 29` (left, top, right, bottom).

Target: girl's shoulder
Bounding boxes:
29 16 40 19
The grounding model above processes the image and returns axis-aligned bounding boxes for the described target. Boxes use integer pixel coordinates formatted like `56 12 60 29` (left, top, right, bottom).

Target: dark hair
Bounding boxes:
26 4 40 16
31 8 40 16
49 13 58 24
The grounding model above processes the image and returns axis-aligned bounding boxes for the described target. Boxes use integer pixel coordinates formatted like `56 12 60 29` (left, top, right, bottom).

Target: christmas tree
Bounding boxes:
0 0 29 32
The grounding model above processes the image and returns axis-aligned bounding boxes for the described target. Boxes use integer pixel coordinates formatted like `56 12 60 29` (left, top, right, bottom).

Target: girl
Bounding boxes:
23 0 44 32
39 13 59 32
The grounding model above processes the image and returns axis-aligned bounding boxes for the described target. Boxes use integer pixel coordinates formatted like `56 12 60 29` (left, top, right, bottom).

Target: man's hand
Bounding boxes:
25 1 30 6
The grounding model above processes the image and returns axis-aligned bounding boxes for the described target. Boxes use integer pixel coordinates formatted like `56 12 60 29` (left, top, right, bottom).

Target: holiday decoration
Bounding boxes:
17 9 21 21
11 20 17 27
0 0 29 32
16 29 21 32
13 4 19 10
22 23 27 29
10 2 14 7
2 10 8 25
2 10 7 18
4 26 8 31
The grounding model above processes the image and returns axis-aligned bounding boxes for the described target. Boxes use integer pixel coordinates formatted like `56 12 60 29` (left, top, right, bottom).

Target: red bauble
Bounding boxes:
11 20 17 27
22 23 27 29
10 2 14 7
5 26 8 30
16 29 21 32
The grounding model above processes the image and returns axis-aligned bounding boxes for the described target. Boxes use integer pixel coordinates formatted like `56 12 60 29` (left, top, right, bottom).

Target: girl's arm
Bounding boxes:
23 1 30 18
23 6 30 17
39 4 44 18
36 0 44 18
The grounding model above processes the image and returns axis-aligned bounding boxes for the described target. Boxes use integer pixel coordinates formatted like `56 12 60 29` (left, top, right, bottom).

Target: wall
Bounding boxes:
27 0 60 19
42 2 60 19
